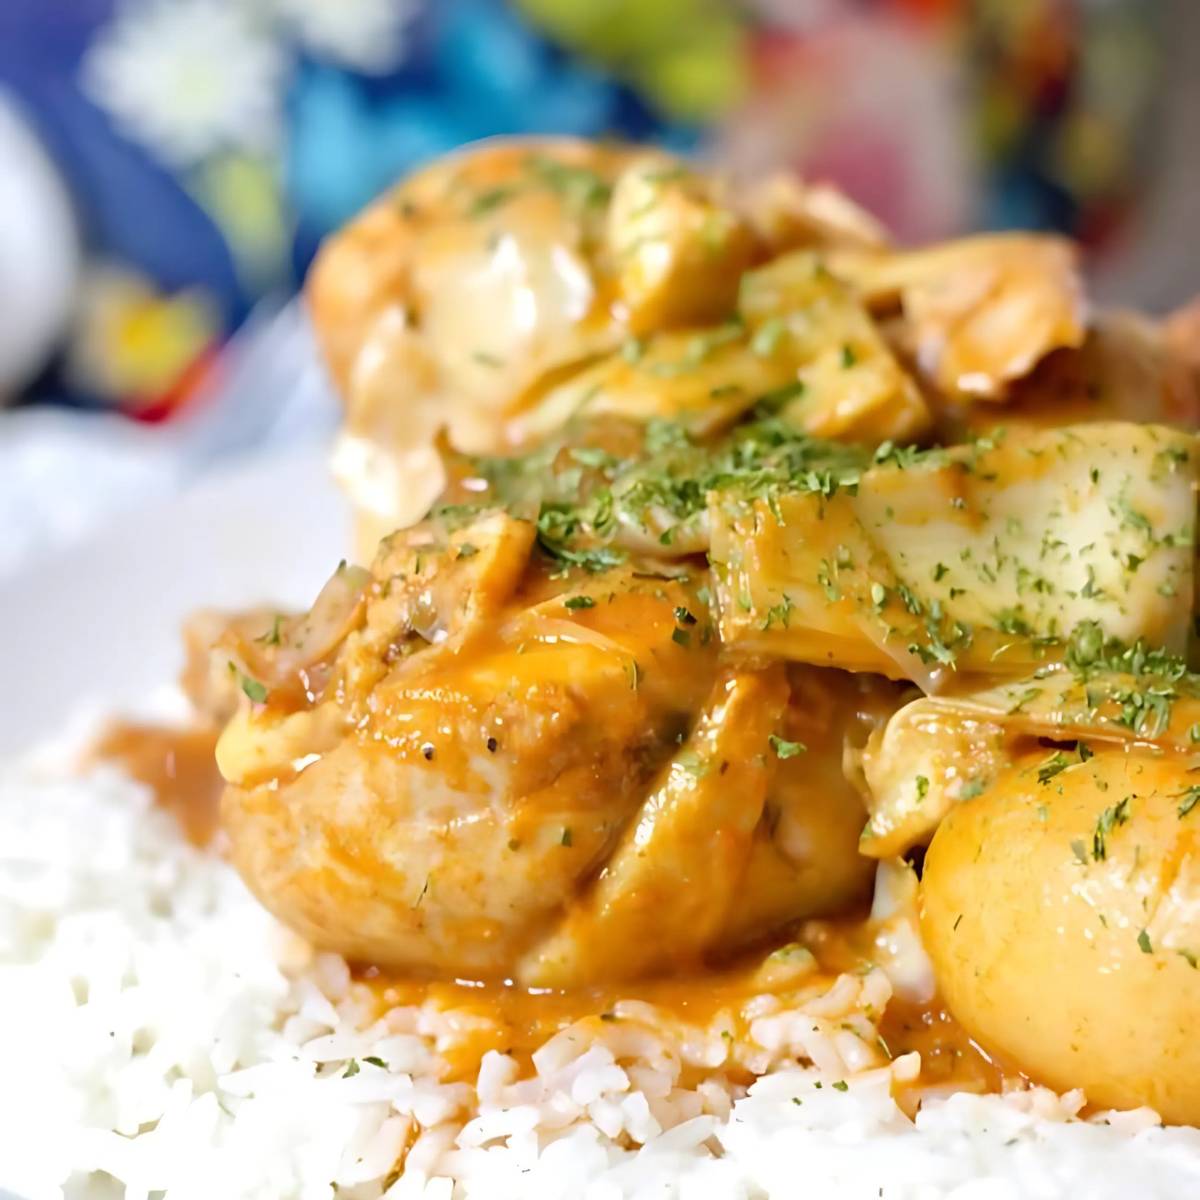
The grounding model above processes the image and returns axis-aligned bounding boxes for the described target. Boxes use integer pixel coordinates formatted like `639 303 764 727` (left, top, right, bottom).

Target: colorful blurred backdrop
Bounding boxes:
0 0 1194 425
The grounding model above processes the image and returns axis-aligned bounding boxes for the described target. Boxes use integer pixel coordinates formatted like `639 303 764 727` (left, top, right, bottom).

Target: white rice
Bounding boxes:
3 754 1200 1199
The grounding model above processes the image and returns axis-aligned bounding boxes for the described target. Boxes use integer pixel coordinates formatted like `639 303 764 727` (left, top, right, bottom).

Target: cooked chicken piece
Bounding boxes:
934 311 1200 440
606 153 757 334
307 139 943 554
309 140 641 545
521 666 791 985
830 234 1087 400
714 666 901 951
514 254 930 449
1164 295 1200 378
710 422 1198 685
216 509 888 980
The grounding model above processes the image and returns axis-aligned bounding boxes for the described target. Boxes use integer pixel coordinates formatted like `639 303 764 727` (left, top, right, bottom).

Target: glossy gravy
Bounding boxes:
355 960 1005 1105
93 722 224 846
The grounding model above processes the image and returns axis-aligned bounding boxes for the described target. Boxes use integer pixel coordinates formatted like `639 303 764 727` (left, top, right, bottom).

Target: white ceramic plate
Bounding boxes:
0 449 350 755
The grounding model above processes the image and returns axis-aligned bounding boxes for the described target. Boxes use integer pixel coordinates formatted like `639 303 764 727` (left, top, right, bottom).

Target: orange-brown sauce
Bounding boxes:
805 915 1010 1100
356 946 1006 1103
93 722 224 846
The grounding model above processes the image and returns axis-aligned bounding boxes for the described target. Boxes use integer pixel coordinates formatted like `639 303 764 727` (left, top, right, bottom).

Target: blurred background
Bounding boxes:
0 0 1197 573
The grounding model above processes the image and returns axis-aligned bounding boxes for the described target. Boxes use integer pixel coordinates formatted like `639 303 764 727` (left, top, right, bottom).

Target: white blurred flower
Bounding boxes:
81 0 285 166
272 0 417 74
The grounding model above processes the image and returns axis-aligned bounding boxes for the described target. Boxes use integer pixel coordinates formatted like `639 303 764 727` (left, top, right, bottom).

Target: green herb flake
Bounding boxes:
961 777 988 801
1138 928 1153 954
1092 796 1131 861
564 595 596 610
254 614 284 646
1178 786 1200 819
1037 752 1070 785
236 669 268 705
751 318 787 358
769 734 807 760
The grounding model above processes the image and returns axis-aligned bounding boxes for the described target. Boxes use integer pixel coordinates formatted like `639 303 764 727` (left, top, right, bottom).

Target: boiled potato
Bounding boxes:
921 745 1200 1122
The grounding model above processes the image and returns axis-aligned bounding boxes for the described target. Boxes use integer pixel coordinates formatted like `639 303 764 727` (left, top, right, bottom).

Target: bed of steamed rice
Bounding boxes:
4 753 1200 1200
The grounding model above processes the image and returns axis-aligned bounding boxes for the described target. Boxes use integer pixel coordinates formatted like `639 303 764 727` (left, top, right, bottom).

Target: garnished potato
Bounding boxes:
921 745 1200 1122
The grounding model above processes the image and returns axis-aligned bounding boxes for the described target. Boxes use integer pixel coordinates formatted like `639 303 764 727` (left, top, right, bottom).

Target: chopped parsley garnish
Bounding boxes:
1037 752 1070 785
254 614 284 646
1092 796 1131 861
769 734 806 759
1179 786 1200 819
563 595 596 610
960 777 987 801
1137 929 1153 954
232 666 268 705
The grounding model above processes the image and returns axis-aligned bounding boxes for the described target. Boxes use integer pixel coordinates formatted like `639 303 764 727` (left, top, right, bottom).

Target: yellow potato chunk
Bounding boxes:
921 746 1200 1123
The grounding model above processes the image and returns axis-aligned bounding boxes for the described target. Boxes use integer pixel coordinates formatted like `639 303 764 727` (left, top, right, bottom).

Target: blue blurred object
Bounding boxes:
0 0 687 416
